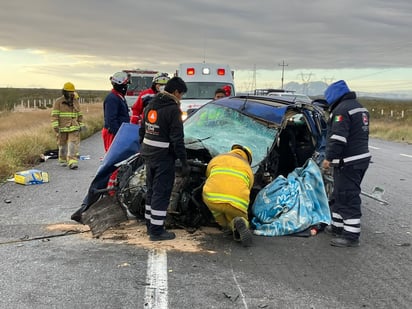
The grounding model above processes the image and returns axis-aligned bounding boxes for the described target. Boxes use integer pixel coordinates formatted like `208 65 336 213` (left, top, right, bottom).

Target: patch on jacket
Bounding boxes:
147 110 158 123
334 115 343 122
362 112 369 125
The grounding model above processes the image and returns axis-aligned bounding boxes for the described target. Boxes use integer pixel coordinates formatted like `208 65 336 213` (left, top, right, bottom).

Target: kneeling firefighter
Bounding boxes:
202 144 254 246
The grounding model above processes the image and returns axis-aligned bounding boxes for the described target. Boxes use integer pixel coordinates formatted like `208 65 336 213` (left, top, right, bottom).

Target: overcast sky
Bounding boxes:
0 0 411 94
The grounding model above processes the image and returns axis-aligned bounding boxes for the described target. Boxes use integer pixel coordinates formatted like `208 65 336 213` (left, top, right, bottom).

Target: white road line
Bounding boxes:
400 153 412 158
369 146 380 149
231 267 249 309
144 249 168 309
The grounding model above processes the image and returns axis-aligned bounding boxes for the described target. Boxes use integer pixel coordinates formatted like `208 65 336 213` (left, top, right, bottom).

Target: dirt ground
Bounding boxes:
47 220 220 253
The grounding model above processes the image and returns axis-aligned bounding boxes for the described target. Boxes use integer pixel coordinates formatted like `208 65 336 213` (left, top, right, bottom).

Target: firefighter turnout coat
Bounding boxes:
202 149 254 217
51 96 83 132
51 95 83 166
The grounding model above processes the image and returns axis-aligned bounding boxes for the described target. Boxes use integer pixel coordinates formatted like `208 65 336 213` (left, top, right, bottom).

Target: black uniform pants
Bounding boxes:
331 160 369 240
145 157 175 235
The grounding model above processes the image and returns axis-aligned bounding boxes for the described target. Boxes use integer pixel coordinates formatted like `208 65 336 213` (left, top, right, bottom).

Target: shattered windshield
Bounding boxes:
184 104 278 170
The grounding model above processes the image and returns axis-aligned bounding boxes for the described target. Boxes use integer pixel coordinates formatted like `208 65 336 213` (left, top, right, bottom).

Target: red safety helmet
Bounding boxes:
222 85 232 96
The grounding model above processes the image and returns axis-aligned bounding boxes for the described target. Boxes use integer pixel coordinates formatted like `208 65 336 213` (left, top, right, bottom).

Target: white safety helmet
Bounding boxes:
152 72 170 85
110 72 130 85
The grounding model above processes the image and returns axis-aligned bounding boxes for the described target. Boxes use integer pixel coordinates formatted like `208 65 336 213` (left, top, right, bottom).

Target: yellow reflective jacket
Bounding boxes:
202 149 254 213
51 96 83 132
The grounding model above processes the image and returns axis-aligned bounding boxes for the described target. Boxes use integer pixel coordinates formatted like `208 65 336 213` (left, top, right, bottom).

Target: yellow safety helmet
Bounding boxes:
63 82 76 92
231 144 253 164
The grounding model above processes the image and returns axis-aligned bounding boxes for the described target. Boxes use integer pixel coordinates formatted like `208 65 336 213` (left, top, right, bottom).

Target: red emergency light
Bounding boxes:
217 68 225 75
187 68 195 75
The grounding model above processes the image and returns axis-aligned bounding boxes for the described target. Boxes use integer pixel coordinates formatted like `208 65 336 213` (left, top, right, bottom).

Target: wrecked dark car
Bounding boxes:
120 95 330 230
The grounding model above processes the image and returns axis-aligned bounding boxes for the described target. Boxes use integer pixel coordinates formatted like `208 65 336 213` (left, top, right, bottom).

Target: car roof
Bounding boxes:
267 92 311 101
210 95 313 126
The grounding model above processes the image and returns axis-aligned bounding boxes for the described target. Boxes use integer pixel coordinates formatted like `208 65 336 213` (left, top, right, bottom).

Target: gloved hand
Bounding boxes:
322 159 331 170
180 161 190 177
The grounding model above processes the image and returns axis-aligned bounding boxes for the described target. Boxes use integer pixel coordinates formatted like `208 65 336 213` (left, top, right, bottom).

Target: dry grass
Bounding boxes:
0 103 104 180
0 102 410 181
370 121 411 143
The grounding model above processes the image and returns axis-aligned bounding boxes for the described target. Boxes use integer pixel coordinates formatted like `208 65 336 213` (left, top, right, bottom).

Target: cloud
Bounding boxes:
0 0 411 91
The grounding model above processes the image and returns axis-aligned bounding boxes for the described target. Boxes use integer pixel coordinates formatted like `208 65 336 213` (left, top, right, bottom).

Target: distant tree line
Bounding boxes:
0 87 108 111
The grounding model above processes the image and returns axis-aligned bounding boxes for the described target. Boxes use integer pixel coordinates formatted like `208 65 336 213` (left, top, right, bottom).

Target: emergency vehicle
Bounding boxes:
176 63 235 119
122 69 158 106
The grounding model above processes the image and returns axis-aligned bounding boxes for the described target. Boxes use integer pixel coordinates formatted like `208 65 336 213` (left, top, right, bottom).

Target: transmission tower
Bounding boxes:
322 77 335 86
300 72 313 94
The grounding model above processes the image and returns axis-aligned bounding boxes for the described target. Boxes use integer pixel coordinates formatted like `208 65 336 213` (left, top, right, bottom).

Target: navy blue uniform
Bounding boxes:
139 92 187 236
326 91 371 240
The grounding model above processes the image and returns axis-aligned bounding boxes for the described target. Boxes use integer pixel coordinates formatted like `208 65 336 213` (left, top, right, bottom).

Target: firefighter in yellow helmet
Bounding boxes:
51 82 84 169
202 144 254 246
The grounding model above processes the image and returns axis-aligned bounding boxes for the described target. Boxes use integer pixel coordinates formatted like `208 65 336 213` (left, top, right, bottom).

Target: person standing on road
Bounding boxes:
322 80 371 247
101 72 132 192
51 82 84 170
102 72 131 152
130 72 170 125
202 144 254 247
139 76 189 241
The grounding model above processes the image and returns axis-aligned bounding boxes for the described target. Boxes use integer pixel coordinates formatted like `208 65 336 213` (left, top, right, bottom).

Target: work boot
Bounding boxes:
324 225 342 237
70 209 83 224
69 163 78 170
233 217 252 247
150 230 176 241
330 236 360 247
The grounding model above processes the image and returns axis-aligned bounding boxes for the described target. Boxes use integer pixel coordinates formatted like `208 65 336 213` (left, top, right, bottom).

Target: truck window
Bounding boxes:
183 82 233 99
128 76 153 92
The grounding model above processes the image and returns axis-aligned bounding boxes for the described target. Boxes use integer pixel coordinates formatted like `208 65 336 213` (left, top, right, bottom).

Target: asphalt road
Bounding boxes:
0 134 411 309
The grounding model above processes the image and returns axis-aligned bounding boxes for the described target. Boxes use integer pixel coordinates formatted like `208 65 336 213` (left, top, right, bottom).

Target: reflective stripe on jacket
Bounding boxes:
326 92 371 166
202 149 254 213
51 96 83 132
139 92 187 163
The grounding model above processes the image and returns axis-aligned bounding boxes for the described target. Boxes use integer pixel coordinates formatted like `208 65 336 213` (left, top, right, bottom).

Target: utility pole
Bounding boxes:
278 60 288 89
252 64 256 92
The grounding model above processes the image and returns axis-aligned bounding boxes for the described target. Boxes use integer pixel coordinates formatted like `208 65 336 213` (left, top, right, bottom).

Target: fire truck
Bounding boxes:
176 63 235 119
122 69 158 107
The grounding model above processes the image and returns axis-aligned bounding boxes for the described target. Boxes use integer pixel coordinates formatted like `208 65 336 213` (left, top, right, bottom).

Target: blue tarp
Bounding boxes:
252 159 331 236
81 123 140 209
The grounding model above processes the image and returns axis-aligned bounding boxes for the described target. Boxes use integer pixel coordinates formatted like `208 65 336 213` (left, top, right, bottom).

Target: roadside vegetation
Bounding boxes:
0 88 411 182
0 103 104 181
360 98 412 143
